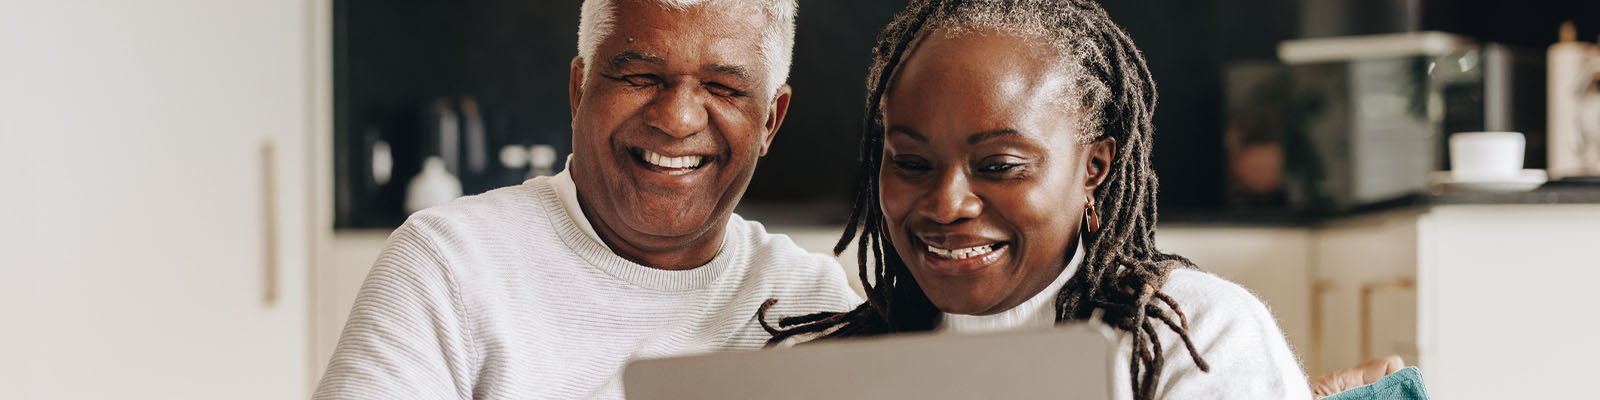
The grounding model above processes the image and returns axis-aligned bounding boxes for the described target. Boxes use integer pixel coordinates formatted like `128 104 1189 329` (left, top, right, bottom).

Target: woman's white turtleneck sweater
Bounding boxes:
939 240 1313 400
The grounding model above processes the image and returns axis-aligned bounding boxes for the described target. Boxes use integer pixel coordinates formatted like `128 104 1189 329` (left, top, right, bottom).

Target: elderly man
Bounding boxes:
313 0 857 398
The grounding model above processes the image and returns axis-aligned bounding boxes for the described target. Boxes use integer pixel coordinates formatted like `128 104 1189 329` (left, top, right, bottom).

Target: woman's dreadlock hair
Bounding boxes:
757 0 1209 398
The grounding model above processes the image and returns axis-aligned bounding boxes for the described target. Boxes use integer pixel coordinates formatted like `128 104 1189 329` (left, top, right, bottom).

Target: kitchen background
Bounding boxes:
3 0 1599 399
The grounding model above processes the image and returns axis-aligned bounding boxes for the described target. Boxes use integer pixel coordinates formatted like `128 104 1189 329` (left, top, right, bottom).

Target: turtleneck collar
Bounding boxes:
939 237 1085 334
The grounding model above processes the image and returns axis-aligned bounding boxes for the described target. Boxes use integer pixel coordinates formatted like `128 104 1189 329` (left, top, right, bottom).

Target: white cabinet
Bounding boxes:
1417 205 1600 399
1302 204 1600 398
1161 203 1600 398
0 1 318 398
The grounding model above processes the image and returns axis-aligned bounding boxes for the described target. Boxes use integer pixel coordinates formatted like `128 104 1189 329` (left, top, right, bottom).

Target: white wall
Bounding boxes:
0 0 317 398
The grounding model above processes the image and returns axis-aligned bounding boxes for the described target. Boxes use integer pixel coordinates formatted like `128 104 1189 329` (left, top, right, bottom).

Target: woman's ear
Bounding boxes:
1084 137 1117 193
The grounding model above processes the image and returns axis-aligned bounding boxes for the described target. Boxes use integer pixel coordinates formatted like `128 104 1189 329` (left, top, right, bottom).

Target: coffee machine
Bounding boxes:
1220 32 1547 213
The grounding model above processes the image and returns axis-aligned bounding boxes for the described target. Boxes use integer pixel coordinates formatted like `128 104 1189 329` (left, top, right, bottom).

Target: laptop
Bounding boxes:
623 323 1116 400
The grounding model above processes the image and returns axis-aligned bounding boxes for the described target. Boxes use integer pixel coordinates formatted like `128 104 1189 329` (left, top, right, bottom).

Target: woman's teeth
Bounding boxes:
927 243 1000 260
641 150 704 173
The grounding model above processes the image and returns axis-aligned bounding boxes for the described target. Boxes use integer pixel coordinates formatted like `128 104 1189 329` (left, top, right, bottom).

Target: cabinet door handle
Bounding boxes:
261 140 279 306
1310 280 1334 374
1359 278 1415 359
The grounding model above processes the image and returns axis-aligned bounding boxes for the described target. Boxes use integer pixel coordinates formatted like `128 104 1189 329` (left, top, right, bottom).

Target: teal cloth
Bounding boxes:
1322 366 1429 400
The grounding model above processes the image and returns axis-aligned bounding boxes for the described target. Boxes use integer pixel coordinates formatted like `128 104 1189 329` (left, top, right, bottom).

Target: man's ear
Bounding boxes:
569 56 585 120
759 83 793 157
1084 137 1117 193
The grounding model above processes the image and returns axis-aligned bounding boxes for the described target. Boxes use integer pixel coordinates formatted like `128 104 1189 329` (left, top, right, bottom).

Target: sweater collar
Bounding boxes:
541 157 737 292
552 156 604 245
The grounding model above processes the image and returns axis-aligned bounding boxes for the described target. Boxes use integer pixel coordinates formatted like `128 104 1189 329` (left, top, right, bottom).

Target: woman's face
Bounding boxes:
880 31 1114 316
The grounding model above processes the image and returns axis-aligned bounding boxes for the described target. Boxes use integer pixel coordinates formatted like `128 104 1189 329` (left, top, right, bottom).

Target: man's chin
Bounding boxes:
617 207 720 241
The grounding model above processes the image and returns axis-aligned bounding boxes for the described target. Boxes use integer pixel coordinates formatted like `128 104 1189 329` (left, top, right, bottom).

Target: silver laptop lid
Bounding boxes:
624 323 1116 400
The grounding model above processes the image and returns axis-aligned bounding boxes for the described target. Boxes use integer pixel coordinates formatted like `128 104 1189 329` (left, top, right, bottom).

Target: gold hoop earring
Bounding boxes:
1084 196 1101 233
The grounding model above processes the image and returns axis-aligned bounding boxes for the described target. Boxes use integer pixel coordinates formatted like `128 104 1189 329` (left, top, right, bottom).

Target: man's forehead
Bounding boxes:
597 8 767 84
602 1 767 62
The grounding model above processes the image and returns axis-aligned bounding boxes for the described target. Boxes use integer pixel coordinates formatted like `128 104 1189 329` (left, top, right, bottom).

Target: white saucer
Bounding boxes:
1432 169 1548 192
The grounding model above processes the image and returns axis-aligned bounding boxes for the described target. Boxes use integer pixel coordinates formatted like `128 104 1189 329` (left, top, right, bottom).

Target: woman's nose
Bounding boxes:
644 84 708 139
916 169 982 224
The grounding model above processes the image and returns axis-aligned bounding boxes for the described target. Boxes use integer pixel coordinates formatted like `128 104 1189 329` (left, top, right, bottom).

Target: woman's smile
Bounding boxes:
914 235 1013 276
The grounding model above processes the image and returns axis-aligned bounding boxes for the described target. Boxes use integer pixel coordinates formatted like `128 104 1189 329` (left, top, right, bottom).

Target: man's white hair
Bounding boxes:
577 0 797 96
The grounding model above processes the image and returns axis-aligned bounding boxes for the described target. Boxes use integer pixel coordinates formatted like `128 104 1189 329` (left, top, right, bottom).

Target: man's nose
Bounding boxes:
644 84 708 139
916 169 982 225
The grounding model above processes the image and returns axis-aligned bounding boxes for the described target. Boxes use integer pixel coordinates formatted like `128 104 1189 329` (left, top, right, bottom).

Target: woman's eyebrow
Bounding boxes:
966 129 1022 145
887 125 929 143
887 126 1027 145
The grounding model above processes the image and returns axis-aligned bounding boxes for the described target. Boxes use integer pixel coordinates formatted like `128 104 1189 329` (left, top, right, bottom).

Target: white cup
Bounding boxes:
1449 131 1525 182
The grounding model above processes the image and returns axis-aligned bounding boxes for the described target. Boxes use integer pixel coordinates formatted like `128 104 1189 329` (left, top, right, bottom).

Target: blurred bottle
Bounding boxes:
461 97 489 176
1548 21 1600 179
405 156 463 213
404 98 466 213
529 144 558 178
431 98 461 175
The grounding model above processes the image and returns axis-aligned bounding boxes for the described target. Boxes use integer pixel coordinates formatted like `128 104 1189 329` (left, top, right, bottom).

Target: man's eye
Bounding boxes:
606 74 660 87
704 83 744 98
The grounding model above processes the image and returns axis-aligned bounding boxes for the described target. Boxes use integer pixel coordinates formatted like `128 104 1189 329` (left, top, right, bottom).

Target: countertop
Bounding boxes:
1167 179 1600 227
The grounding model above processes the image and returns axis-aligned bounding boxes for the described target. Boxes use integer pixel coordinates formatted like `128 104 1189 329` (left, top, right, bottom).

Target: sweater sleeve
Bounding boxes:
314 218 478 400
1150 271 1311 400
812 252 866 311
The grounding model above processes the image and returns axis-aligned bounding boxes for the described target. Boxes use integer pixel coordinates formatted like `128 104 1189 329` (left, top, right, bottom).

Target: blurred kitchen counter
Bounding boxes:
1165 182 1600 226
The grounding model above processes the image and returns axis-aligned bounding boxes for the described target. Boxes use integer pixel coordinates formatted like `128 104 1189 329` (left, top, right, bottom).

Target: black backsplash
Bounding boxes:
333 0 1600 228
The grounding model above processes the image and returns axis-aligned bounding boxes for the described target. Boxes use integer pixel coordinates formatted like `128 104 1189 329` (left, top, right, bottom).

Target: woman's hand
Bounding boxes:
1309 355 1405 398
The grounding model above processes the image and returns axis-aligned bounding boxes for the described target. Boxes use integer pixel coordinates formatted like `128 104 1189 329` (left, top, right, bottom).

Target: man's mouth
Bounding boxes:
925 242 1008 260
632 148 707 176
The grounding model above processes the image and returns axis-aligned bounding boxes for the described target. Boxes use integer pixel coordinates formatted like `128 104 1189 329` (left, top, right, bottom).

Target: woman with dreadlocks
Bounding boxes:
759 0 1310 398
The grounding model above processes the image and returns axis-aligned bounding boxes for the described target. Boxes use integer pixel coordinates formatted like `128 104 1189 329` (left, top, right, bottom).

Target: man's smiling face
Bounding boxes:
568 0 790 269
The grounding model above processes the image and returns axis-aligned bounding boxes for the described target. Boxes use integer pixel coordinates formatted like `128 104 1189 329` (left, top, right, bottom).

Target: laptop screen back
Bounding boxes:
623 324 1116 400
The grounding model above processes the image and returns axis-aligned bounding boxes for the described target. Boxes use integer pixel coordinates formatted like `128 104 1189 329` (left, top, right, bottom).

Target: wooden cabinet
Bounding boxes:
1155 226 1316 372
0 1 320 398
1303 210 1426 375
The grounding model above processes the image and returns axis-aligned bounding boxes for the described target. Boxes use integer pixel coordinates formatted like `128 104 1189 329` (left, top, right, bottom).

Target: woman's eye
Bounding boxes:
978 161 1025 176
979 163 1018 173
890 157 930 175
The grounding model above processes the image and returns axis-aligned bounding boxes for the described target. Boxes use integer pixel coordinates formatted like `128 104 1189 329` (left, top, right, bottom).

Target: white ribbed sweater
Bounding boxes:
314 172 860 399
940 240 1313 399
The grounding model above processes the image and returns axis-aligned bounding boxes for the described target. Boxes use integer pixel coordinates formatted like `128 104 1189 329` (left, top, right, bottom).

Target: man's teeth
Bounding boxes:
642 150 703 170
927 243 999 260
